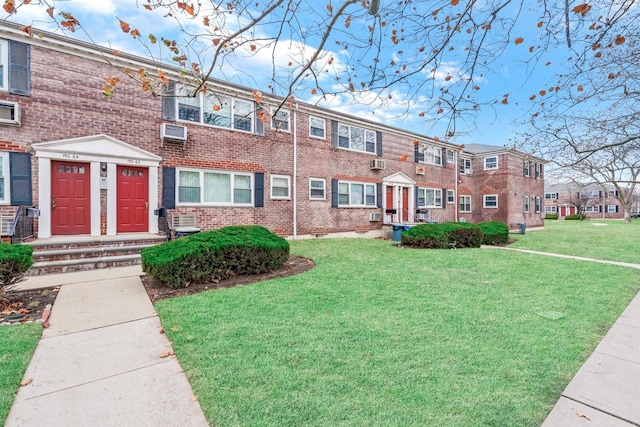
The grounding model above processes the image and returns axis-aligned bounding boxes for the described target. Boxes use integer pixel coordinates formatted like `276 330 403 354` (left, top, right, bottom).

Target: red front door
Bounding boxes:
51 161 91 235
402 187 409 222
117 166 149 233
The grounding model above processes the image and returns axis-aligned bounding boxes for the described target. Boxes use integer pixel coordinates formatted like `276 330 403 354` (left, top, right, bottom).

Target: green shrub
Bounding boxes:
544 213 559 220
141 225 289 288
402 222 484 249
0 244 33 291
477 221 509 245
565 214 586 220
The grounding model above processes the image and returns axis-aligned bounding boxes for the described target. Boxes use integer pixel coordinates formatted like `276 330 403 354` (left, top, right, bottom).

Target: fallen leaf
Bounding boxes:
160 350 174 358
159 328 165 334
20 378 33 387
576 410 591 420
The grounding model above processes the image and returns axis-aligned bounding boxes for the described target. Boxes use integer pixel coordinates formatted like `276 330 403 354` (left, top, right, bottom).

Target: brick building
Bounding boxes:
544 183 639 219
0 23 545 240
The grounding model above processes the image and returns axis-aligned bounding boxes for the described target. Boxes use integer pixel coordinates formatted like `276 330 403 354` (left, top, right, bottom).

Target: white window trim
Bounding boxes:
523 160 530 177
417 188 443 208
545 193 557 199
524 196 530 213
484 156 498 170
459 195 471 213
607 205 617 213
309 115 326 139
337 180 377 207
337 123 378 155
309 177 326 200
447 150 455 164
271 107 291 132
422 146 443 166
0 153 9 205
545 206 557 213
176 89 254 133
447 189 455 204
0 39 7 91
483 194 498 208
270 174 291 200
176 167 254 207
459 158 472 174
585 205 600 213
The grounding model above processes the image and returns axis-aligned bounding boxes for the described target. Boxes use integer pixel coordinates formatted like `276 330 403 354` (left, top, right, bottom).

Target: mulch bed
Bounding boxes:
0 286 59 325
142 255 315 303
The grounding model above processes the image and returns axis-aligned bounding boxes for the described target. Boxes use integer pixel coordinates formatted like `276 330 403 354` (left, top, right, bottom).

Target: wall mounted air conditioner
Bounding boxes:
161 123 188 149
370 159 386 170
369 212 381 221
464 168 473 175
0 101 20 126
416 166 425 175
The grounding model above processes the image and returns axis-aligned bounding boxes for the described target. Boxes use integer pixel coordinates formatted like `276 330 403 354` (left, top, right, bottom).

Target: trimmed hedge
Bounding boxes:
402 222 487 249
141 225 289 288
544 213 559 220
0 243 33 291
565 214 586 220
477 221 509 245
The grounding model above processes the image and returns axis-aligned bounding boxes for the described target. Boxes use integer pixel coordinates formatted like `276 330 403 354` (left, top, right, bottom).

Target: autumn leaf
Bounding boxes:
451 0 460 5
501 98 509 105
345 16 351 28
203 16 210 26
529 46 534 53
537 21 543 28
539 90 546 96
608 72 616 79
130 29 140 38
20 378 33 387
572 4 592 16
311 88 317 95
2 0 15 14
185 4 195 15
514 37 524 45
213 105 221 111
250 44 257 51
159 350 174 358
437 108 444 114
46 6 54 17
213 39 221 46
445 75 452 81
481 23 492 30
19 26 33 37
119 19 131 34
577 85 584 91
615 35 626 45
529 95 536 100
144 4 152 11
576 411 591 420
434 136 440 142
157 70 168 85
418 112 426 117
148 34 157 44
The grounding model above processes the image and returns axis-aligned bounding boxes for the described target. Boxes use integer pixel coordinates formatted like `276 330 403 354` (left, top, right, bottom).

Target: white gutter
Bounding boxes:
293 106 298 239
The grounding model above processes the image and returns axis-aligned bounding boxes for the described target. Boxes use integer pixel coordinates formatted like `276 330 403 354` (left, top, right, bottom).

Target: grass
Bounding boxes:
510 218 640 263
156 230 640 427
0 323 42 425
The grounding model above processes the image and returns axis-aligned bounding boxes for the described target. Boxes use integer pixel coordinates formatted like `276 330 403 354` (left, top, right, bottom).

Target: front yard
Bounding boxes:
156 227 640 426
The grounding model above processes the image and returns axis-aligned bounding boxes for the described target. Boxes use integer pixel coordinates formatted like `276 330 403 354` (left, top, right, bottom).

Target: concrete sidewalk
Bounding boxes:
5 266 208 427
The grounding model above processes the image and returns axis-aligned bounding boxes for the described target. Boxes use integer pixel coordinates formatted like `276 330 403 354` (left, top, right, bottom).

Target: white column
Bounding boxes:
106 163 117 235
37 157 51 238
90 162 101 236
148 166 159 233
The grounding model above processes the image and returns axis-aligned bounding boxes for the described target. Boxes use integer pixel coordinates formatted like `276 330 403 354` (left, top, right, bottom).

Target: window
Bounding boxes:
524 196 530 212
607 205 618 213
484 156 498 170
177 88 253 132
535 163 542 178
581 190 600 198
545 206 557 213
447 150 455 163
484 195 498 208
309 116 326 138
459 158 472 174
417 188 443 208
607 190 618 198
544 193 557 199
309 178 326 200
523 160 530 176
585 205 600 213
0 153 8 203
535 196 542 213
459 195 471 213
271 107 290 131
423 146 442 165
338 181 376 207
177 169 253 205
0 40 6 90
337 123 377 154
447 189 455 204
271 175 290 199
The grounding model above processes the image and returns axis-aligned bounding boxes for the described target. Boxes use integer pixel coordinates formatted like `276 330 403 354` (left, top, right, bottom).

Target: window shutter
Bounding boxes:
254 172 264 207
254 104 265 136
441 188 446 208
376 183 382 208
376 131 382 157
616 205 619 213
442 151 447 167
9 152 32 205
8 41 30 96
161 81 176 120
161 167 176 209
599 191 602 198
331 179 338 208
414 186 419 209
414 145 424 163
331 120 338 148
556 193 559 199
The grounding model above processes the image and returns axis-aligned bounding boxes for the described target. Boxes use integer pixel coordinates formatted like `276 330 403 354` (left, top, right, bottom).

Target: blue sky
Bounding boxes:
4 0 574 147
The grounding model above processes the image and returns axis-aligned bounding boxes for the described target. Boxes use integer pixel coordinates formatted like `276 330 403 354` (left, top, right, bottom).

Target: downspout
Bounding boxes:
293 105 298 239
454 147 460 222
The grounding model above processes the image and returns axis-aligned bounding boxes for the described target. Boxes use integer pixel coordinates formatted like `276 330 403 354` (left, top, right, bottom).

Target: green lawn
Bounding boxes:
0 323 42 425
156 232 640 426
510 218 640 263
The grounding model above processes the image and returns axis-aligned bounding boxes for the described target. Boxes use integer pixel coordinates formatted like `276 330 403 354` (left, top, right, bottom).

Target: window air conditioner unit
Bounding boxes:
416 212 429 221
415 166 425 175
0 101 20 126
369 212 381 221
464 168 473 175
161 123 187 141
370 159 385 170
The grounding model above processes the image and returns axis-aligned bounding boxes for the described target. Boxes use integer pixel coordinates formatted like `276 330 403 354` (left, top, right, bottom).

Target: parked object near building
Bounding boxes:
0 22 546 243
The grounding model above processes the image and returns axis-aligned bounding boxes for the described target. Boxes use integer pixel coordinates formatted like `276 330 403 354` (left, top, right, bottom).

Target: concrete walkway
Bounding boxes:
5 266 208 427
486 246 640 426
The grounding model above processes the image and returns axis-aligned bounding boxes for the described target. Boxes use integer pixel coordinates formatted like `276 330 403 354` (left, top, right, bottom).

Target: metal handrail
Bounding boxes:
156 206 172 240
9 206 38 244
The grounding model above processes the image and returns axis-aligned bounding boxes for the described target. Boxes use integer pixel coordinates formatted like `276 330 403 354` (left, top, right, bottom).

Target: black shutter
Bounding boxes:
331 120 339 148
616 205 619 213
442 150 447 167
331 179 339 207
254 104 265 136
442 188 447 208
8 41 30 96
414 186 419 209
254 172 264 207
161 81 176 120
9 152 32 205
161 167 176 208
414 145 424 163
376 183 382 208
376 131 382 157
